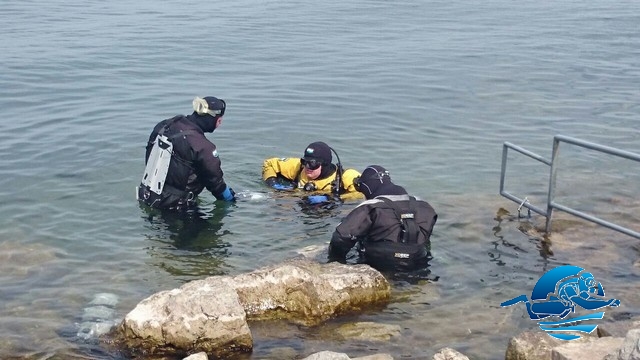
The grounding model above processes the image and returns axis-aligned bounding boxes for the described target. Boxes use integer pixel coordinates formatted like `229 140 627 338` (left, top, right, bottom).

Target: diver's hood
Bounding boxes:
365 181 408 199
186 112 217 133
359 165 407 199
318 163 337 180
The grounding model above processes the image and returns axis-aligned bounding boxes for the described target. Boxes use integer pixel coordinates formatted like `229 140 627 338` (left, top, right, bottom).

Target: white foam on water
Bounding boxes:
295 244 328 259
77 320 119 340
82 306 115 322
235 190 270 201
89 292 119 307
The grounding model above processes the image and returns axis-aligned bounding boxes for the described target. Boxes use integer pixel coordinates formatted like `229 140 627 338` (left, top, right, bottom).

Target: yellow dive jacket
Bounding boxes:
262 157 363 200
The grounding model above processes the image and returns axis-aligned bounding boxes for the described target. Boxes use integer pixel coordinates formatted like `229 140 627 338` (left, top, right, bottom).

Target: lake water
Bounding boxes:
1 0 640 359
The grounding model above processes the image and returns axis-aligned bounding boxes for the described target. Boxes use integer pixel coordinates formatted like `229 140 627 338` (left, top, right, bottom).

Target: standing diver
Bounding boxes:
137 96 236 211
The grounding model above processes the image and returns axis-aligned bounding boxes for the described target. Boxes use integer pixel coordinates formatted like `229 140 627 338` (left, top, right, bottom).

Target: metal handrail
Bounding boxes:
500 135 640 239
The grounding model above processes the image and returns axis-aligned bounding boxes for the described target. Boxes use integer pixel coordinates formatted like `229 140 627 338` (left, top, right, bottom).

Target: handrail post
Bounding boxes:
500 143 508 193
545 137 561 233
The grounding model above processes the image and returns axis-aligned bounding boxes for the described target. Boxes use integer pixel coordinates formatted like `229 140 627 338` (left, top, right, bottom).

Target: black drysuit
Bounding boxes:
329 193 438 271
138 114 230 210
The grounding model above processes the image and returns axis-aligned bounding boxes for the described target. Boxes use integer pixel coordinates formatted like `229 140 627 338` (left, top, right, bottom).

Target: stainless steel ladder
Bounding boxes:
499 134 640 239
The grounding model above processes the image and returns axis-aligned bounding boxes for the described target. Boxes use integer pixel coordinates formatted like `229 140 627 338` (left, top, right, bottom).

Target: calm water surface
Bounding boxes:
1 0 640 359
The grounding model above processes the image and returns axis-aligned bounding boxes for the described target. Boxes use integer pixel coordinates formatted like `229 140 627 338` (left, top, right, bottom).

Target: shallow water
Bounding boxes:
1 0 640 359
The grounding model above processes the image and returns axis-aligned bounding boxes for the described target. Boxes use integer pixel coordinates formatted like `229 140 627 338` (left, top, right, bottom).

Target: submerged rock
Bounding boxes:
334 322 401 342
77 292 120 340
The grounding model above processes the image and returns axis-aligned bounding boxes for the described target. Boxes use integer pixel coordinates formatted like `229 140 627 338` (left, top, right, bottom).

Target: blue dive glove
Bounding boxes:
307 195 329 204
265 176 295 191
273 183 295 191
220 186 236 202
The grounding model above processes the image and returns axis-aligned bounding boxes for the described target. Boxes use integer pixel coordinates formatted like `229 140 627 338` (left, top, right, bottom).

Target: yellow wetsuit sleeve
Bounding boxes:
262 157 303 181
339 168 364 200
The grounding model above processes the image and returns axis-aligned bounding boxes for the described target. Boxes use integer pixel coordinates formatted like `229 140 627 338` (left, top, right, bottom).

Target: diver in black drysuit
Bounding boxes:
138 96 235 211
328 165 438 271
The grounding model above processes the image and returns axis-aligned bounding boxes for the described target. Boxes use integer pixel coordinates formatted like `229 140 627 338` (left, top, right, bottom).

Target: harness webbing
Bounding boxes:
159 117 199 168
378 196 419 244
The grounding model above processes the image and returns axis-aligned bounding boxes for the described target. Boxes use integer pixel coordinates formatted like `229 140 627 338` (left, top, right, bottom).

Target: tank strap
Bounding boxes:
331 165 345 197
158 115 182 136
167 129 199 140
377 196 419 244
160 116 200 140
161 117 199 168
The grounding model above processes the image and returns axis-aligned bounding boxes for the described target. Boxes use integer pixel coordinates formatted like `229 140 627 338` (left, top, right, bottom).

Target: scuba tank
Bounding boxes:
137 129 173 207
139 135 172 194
136 117 197 207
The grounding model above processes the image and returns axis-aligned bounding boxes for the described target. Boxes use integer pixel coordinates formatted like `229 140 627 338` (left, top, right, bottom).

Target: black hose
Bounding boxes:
329 147 343 199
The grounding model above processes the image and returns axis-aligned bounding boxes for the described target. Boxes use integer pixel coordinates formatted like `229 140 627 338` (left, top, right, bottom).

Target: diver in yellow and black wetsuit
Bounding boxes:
262 141 362 204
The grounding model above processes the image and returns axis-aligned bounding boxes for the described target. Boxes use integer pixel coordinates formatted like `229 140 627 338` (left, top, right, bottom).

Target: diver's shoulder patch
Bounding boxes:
212 149 219 158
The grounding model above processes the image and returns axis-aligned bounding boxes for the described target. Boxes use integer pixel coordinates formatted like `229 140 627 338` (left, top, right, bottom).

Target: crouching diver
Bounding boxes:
137 96 236 211
261 141 363 204
328 165 438 271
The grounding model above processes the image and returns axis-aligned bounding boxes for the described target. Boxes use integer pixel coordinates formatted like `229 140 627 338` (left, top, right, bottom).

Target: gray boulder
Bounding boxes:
302 351 352 360
599 320 640 338
183 352 208 360
506 331 565 360
433 347 470 359
301 351 394 360
552 337 624 360
604 329 640 360
506 328 628 360
116 259 390 358
117 277 251 358
221 258 390 325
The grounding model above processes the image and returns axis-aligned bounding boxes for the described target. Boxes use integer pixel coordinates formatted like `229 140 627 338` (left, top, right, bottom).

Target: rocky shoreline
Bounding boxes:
99 257 640 360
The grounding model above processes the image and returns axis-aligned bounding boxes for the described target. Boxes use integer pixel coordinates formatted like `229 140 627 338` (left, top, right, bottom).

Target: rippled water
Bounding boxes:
1 0 640 359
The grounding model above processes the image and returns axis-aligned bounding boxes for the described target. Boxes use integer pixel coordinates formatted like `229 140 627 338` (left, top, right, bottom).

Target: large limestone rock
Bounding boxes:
433 347 470 359
505 331 565 360
506 329 627 360
117 277 252 358
221 258 391 325
551 337 624 360
302 352 351 360
301 351 394 360
116 259 390 358
604 329 640 360
183 353 208 360
599 320 640 338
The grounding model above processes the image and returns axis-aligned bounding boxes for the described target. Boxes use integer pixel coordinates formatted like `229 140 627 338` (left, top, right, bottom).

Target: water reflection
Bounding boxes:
140 203 233 281
335 240 439 285
385 265 439 285
489 208 531 267
298 197 343 217
489 207 554 271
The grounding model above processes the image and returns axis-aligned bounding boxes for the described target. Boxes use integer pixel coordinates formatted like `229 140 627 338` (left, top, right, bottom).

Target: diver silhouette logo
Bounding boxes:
501 265 620 340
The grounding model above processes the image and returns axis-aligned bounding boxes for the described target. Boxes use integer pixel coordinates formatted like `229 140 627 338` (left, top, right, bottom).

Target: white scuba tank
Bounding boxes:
139 134 173 196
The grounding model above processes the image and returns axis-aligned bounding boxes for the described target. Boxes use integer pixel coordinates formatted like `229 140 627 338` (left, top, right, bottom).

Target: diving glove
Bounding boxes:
265 177 295 191
219 186 236 202
307 195 329 204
